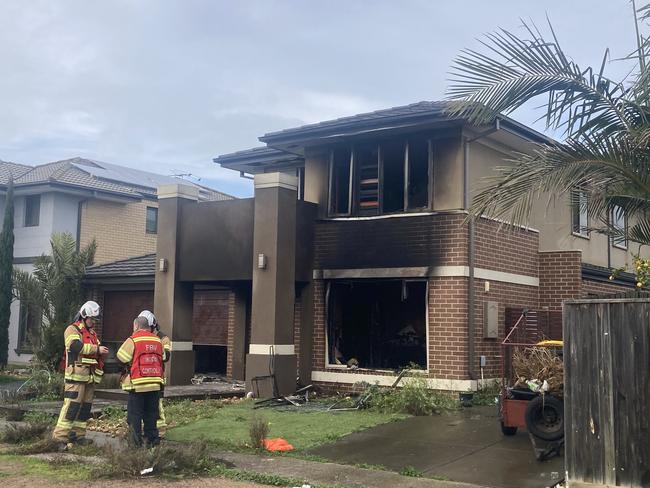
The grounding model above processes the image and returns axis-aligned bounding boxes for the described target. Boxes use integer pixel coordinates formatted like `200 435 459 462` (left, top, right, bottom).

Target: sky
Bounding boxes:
0 0 639 197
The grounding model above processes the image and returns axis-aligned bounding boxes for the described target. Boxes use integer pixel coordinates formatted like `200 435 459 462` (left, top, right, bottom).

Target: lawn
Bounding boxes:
166 399 406 450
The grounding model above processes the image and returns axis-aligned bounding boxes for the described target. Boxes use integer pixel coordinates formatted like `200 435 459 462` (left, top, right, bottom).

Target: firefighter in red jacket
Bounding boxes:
117 315 164 446
53 301 108 445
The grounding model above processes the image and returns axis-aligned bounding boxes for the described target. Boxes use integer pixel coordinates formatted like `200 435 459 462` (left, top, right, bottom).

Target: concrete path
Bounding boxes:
309 406 564 488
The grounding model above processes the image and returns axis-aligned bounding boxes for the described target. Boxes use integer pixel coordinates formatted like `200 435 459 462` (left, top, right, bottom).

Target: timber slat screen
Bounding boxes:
563 299 650 487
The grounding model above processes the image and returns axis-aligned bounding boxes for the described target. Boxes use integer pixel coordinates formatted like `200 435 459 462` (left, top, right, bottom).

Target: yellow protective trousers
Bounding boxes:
52 382 95 442
157 397 167 436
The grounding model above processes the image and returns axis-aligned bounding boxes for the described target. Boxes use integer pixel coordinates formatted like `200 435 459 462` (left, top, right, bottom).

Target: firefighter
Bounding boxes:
53 301 108 445
138 310 170 437
117 316 164 446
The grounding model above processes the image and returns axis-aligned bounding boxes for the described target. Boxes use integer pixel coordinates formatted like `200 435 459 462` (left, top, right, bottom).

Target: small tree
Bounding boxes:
0 178 15 368
13 233 96 370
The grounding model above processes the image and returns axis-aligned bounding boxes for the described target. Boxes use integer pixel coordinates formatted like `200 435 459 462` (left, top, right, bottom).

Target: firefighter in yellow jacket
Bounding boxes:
53 301 108 445
137 310 170 437
117 316 164 446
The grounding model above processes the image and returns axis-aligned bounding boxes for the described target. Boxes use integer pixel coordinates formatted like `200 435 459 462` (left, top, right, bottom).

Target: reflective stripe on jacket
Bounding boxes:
63 322 104 384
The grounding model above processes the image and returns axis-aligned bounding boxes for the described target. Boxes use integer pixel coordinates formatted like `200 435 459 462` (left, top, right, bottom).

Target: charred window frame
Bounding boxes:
328 148 354 216
296 166 305 201
328 137 432 217
325 279 428 371
611 205 627 249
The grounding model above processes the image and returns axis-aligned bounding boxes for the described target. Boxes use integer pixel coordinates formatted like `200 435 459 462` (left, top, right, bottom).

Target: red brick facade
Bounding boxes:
539 251 583 311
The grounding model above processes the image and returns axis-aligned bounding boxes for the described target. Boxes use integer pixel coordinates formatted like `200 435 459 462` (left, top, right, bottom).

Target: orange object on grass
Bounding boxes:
263 438 294 452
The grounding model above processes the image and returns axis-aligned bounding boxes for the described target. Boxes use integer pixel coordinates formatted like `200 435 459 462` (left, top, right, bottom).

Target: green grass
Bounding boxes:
167 399 405 450
0 454 92 481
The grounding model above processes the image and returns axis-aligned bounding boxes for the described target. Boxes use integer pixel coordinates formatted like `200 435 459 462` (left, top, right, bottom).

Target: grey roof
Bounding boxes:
258 100 552 145
0 160 32 184
85 253 155 278
214 146 303 168
0 157 233 201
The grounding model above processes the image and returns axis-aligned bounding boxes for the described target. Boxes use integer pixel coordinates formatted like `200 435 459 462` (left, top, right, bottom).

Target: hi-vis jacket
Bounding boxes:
120 331 170 392
117 330 164 392
63 322 104 384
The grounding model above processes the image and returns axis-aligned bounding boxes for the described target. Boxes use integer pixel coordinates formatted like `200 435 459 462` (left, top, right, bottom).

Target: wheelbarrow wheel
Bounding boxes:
500 421 518 436
525 395 564 441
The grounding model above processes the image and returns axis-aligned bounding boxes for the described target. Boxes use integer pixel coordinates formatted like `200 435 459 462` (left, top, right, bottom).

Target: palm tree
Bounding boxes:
13 233 96 370
447 6 650 247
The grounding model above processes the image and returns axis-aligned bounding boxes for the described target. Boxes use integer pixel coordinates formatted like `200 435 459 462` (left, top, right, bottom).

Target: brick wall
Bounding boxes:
192 289 229 345
582 279 635 297
314 212 468 269
79 199 157 265
475 218 539 276
539 251 583 311
294 290 302 374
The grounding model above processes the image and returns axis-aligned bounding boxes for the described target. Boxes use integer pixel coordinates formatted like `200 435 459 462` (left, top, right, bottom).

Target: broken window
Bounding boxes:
355 144 379 215
329 148 352 215
407 138 429 209
381 140 406 213
327 280 427 370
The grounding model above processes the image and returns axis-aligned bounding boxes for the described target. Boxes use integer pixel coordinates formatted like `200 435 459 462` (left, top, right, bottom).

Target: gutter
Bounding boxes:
463 119 501 382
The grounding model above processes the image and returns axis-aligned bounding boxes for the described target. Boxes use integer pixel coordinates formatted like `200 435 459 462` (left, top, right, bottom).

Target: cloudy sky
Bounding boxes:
0 1 638 197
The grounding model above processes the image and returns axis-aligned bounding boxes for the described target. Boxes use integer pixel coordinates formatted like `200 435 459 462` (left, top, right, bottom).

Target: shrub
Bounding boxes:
94 441 214 478
19 370 64 401
249 415 269 449
0 422 50 444
369 377 458 416
23 410 56 425
400 465 423 477
473 381 501 406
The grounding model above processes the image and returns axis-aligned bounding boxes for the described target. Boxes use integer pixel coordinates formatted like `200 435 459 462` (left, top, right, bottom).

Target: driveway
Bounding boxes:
309 406 564 488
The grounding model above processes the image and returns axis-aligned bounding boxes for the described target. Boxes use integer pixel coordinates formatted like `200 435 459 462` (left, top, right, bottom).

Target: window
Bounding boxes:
296 167 305 201
571 190 589 237
328 148 353 215
612 205 627 249
328 136 432 217
17 302 41 353
24 195 40 227
146 206 158 234
327 280 427 370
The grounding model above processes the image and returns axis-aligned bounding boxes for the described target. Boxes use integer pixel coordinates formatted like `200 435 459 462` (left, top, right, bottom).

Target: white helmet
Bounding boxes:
138 310 157 328
79 301 101 318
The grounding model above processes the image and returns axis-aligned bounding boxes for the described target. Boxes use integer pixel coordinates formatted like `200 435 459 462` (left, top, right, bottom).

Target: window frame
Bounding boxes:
611 205 627 250
571 190 590 239
24 194 40 227
328 137 433 218
145 206 158 234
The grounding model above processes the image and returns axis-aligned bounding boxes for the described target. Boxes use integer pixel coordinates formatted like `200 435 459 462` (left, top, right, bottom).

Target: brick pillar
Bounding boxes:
154 184 199 385
246 173 298 397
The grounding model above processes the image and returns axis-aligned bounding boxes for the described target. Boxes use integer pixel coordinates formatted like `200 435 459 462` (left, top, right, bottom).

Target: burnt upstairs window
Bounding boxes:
355 144 379 215
381 140 406 213
381 137 431 214
24 195 40 227
329 147 353 215
407 138 430 209
571 190 589 237
146 206 158 234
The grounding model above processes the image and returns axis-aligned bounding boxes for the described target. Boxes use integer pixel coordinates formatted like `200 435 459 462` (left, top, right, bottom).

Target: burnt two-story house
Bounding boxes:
152 101 640 394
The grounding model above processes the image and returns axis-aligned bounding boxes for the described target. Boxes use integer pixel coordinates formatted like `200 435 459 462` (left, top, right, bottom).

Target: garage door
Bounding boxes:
193 289 229 346
102 290 154 342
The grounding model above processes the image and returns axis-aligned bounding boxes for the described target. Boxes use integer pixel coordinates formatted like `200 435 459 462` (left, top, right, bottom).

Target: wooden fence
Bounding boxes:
564 299 650 487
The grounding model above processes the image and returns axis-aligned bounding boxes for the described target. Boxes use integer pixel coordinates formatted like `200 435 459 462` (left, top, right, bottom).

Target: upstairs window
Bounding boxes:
571 190 589 237
17 302 41 353
328 136 431 217
329 148 353 215
612 205 627 249
24 195 40 227
146 206 158 234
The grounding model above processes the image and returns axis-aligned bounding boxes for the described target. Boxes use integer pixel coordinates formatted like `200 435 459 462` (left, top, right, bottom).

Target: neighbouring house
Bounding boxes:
150 101 643 394
0 157 232 364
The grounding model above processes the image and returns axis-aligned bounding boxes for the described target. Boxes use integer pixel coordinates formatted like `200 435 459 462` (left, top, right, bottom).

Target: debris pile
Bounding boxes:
512 346 564 396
